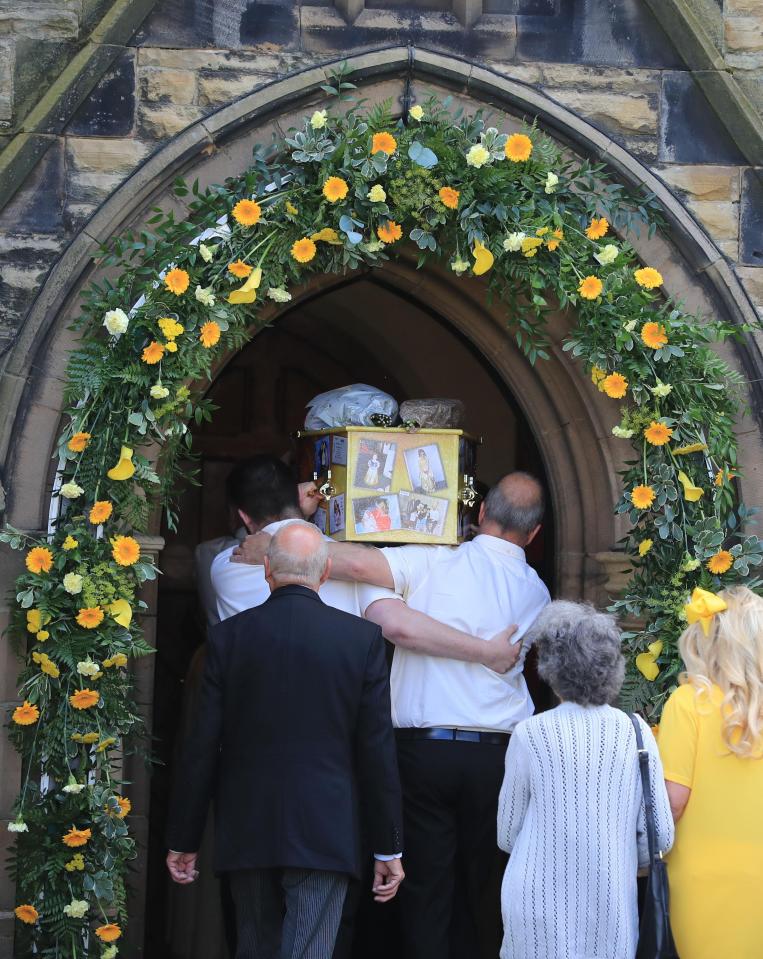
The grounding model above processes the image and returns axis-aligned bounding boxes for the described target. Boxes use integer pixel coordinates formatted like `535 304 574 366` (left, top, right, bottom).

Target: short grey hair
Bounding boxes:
266 521 329 588
483 472 545 536
527 601 624 706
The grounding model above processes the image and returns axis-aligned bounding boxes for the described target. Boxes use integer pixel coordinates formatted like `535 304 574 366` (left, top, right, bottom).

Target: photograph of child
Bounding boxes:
353 494 402 535
314 436 330 475
330 494 346 535
404 443 447 494
313 507 327 535
354 438 396 492
399 491 449 537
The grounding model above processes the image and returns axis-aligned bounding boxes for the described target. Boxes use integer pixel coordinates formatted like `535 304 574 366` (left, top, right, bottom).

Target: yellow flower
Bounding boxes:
505 133 533 162
631 485 656 510
371 132 397 155
36 630 50 641
673 442 708 455
707 550 733 575
116 796 131 818
409 104 424 121
89 500 113 524
13 701 40 725
578 275 603 300
638 539 653 557
227 259 253 279
141 341 165 365
586 217 609 240
546 228 563 251
590 366 606 386
158 317 184 339
96 737 117 754
26 547 53 574
377 221 402 244
322 176 349 202
40 657 60 679
291 237 317 263
644 421 673 446
164 268 189 296
232 199 262 227
438 187 459 209
310 228 342 245
63 535 78 550
26 609 50 633
164 340 178 353
104 652 128 668
62 827 92 848
466 144 491 168
70 689 100 710
715 468 736 486
521 236 543 256
228 268 262 305
112 535 140 567
634 266 663 290
72 731 99 744
67 432 91 453
367 184 386 203
472 242 494 276
107 445 135 481
285 200 298 215
108 599 132 628
199 321 221 348
641 321 668 349
65 854 85 872
95 924 122 943
677 470 704 502
636 641 663 681
536 227 549 236
76 607 104 630
14 905 39 925
602 373 628 399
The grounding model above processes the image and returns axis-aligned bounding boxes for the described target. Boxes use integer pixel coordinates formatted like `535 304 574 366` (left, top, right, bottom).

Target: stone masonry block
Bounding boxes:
685 199 739 241
725 15 763 71
657 165 741 203
197 71 272 110
137 102 205 141
543 88 657 137
538 63 661 97
0 41 13 123
139 68 198 106
67 48 136 138
740 169 763 267
0 0 80 40
736 266 763 319
659 72 746 164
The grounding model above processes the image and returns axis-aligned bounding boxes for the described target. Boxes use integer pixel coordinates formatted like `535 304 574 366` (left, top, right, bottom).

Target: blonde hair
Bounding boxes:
679 585 763 758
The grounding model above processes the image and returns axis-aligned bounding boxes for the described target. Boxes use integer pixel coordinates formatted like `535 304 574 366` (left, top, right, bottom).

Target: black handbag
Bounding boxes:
628 713 679 959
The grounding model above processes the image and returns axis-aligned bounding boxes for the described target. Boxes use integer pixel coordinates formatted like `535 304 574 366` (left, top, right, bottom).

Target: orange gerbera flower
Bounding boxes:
644 421 674 446
371 132 397 155
199 321 221 349
76 607 104 630
504 133 533 162
546 228 563 251
14 905 39 924
322 176 349 203
578 275 603 300
232 199 262 227
70 689 100 710
227 260 253 278
586 217 609 240
634 266 663 290
141 341 165 365
116 797 132 819
13 701 40 726
89 500 113 524
164 268 190 296
377 221 403 244
25 547 53 574
67 432 91 453
641 321 668 349
631 485 656 510
707 550 733 575
438 186 460 210
95 924 122 943
715 468 736 487
291 237 317 263
111 535 140 566
602 373 628 399
63 826 92 847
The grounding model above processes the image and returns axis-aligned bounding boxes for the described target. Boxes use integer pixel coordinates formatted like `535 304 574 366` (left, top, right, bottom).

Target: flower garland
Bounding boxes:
3 78 761 954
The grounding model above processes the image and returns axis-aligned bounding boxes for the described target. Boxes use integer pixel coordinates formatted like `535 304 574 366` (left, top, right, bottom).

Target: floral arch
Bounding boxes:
3 67 762 955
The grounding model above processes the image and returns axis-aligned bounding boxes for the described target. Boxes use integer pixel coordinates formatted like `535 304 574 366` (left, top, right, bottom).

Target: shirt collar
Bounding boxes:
473 534 526 562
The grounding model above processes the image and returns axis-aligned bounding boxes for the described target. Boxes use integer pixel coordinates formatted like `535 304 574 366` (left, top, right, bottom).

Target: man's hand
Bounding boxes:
298 481 320 519
166 850 199 884
372 858 404 903
482 624 521 673
231 531 272 565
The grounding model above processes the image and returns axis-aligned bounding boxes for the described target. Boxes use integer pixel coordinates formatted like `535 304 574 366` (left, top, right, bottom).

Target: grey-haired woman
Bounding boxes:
497 601 674 959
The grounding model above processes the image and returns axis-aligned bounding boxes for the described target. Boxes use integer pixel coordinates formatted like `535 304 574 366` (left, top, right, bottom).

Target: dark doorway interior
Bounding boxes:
145 276 555 957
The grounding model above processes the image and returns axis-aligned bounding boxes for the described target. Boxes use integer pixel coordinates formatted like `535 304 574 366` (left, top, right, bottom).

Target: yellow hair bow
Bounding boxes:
685 587 727 635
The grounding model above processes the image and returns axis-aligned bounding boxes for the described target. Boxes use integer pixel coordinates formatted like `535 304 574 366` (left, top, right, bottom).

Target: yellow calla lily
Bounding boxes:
636 652 660 682
677 470 704 502
647 640 663 658
107 446 135 481
685 587 728 636
472 242 494 276
228 267 262 304
108 599 133 628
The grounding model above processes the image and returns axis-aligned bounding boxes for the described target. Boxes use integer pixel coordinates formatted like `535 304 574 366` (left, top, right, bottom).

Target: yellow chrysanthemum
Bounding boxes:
707 550 733 575
89 500 113 524
504 133 533 162
641 322 668 350
232 199 262 227
40 657 60 679
76 607 104 630
13 701 40 725
371 132 397 155
438 187 460 209
96 738 116 754
62 827 92 848
67 432 91 453
291 237 317 263
590 366 606 386
15 905 39 925
65 854 85 871
634 266 663 290
104 652 128 668
26 609 50 633
602 373 628 398
377 221 403 244
112 535 140 567
36 630 50 641
285 200 298 215
638 539 653 557
578 275 603 300
141 341 165 365
644 421 673 446
158 317 184 339
63 535 78 550
322 176 349 202
25 547 53 574
164 268 189 296
585 217 609 240
521 237 543 256
199 321 221 349
631 485 656 510
71 731 99 744
310 228 342 244
95 924 122 943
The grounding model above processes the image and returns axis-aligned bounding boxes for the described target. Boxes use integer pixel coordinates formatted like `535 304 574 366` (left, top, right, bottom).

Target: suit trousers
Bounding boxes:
229 867 348 959
396 738 508 959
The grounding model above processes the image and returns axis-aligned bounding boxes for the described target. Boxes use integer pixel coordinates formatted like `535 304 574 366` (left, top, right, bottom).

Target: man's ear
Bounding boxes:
319 556 332 587
237 508 255 533
525 524 542 547
478 501 486 525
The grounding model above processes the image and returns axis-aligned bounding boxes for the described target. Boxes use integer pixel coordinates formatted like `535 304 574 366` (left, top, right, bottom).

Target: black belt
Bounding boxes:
395 727 510 745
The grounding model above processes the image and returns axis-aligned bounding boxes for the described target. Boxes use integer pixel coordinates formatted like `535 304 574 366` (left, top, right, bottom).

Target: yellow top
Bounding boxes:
658 682 763 959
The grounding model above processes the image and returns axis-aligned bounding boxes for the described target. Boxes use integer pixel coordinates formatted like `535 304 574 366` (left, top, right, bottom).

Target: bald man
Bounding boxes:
167 522 403 959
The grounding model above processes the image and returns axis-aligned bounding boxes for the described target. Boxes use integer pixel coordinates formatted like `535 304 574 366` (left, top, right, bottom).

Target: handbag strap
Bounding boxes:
628 712 659 866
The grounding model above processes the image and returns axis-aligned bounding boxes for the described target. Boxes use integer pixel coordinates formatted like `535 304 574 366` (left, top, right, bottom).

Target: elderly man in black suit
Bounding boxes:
166 521 404 959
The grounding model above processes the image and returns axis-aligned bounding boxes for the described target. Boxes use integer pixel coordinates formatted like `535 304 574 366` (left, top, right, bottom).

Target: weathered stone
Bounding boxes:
538 63 660 97
240 0 300 49
0 0 80 40
137 102 205 140
657 165 741 202
543 88 657 136
685 198 739 241
197 70 270 109
0 139 64 232
64 136 153 226
139 67 198 105
740 169 763 267
659 71 747 164
0 42 13 122
725 15 763 71
490 60 544 85
66 48 136 137
736 265 763 318
137 46 325 75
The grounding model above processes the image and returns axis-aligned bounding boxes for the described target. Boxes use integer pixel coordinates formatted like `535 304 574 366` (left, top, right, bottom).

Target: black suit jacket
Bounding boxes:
166 584 402 878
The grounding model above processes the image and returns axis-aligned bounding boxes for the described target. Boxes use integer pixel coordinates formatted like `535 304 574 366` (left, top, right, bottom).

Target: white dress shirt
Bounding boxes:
210 518 396 621
381 535 550 733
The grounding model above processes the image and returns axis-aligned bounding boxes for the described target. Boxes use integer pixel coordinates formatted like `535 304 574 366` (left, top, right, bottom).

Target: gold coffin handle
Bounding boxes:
458 475 481 509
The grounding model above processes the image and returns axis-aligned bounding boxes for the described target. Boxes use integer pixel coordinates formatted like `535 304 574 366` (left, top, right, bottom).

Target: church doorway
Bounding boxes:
145 273 554 956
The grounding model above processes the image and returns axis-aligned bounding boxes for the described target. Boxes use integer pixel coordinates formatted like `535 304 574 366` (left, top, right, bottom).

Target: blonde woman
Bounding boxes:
659 585 763 959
